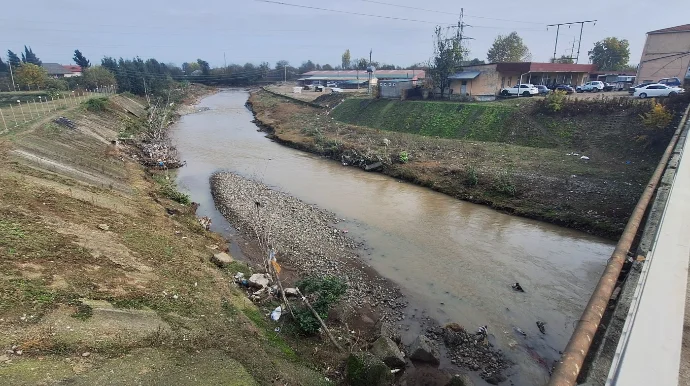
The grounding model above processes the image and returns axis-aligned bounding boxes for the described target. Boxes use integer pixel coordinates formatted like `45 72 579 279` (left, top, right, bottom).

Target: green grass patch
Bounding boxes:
152 174 191 205
331 99 516 143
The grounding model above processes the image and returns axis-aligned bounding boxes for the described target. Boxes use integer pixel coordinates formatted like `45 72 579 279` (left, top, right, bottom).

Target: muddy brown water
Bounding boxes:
172 90 614 386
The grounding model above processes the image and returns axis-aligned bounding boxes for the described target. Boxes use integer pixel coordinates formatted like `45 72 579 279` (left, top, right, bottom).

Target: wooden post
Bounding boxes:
295 288 344 352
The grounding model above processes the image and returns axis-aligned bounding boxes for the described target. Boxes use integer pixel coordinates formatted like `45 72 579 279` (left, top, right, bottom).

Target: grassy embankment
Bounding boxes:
0 92 330 385
250 91 676 239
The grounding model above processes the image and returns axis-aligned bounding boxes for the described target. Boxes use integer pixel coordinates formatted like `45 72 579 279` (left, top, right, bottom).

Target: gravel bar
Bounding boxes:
210 172 405 316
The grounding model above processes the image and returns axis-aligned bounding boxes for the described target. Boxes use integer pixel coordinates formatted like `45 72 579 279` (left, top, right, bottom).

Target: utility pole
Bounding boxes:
547 20 597 63
368 49 372 95
8 60 16 91
284 64 287 83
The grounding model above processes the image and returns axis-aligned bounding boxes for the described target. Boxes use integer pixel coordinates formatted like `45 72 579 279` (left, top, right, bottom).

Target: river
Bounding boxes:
172 90 614 385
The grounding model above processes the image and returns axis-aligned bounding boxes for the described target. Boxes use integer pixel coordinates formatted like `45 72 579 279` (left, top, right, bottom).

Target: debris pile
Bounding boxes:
424 324 510 384
138 141 186 169
54 116 76 129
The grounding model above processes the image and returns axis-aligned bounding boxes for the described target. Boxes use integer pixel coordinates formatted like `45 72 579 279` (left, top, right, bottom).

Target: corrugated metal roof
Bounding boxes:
648 24 690 34
448 71 481 80
42 63 72 75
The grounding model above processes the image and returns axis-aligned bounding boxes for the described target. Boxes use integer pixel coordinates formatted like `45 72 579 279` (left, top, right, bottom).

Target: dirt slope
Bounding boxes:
0 96 327 385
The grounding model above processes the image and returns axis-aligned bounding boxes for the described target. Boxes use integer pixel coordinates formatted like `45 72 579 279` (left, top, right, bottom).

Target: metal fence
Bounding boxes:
0 85 115 134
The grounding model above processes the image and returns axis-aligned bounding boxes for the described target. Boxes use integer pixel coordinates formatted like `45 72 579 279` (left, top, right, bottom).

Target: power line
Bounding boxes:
357 0 545 25
546 20 597 63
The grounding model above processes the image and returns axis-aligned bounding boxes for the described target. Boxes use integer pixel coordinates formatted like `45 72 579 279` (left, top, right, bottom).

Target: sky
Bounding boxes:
2 0 688 69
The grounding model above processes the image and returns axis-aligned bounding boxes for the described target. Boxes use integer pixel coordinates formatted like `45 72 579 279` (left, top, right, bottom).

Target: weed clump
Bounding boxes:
83 97 108 112
293 276 346 335
493 169 517 197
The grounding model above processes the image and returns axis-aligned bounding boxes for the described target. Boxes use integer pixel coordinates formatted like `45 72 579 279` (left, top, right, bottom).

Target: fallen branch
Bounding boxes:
295 287 344 352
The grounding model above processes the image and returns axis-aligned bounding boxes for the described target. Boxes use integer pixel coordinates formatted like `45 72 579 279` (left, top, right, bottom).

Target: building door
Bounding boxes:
461 80 468 95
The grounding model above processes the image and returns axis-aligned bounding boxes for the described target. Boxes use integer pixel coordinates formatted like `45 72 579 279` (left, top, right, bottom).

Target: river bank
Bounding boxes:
246 90 669 239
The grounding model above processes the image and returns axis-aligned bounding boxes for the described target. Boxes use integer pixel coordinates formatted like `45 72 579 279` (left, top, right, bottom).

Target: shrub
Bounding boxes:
83 97 108 112
465 165 478 186
545 90 567 112
399 151 409 163
493 169 517 197
153 174 191 205
641 101 672 130
293 276 346 335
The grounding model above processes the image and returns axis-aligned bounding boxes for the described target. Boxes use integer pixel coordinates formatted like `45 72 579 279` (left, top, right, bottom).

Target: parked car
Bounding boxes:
658 77 682 87
326 82 338 87
500 84 539 96
633 84 684 98
554 84 575 94
535 85 550 95
628 82 653 95
330 88 343 93
577 81 605 93
603 83 615 92
314 84 325 92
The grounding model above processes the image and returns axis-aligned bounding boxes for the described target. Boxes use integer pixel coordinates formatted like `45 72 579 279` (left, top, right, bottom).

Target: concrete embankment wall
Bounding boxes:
581 106 690 385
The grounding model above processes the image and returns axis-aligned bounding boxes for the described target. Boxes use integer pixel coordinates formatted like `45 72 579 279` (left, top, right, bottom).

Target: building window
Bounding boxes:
461 80 468 85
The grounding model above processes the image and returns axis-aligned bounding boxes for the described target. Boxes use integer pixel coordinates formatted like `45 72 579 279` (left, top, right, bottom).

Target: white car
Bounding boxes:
634 84 685 98
500 84 539 97
577 81 605 93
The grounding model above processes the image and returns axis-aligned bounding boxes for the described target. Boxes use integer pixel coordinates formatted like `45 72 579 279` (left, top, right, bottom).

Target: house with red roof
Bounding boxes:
62 65 82 78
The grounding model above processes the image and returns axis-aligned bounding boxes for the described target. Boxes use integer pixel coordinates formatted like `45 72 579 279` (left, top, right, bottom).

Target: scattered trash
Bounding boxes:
97 224 110 231
514 327 527 336
391 369 402 374
580 155 590 160
270 306 282 321
537 321 546 334
511 282 524 292
81 352 91 357
476 325 488 337
198 216 212 231
274 327 281 332
54 116 76 129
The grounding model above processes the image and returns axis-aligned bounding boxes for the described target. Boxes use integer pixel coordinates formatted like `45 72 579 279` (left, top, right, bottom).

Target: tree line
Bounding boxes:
0 34 634 96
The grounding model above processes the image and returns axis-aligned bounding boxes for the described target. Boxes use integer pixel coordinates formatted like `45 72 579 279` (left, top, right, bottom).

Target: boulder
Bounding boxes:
446 374 475 386
485 373 507 385
408 335 440 365
382 138 391 146
371 336 405 368
211 252 233 268
377 320 401 344
248 273 271 288
345 352 392 386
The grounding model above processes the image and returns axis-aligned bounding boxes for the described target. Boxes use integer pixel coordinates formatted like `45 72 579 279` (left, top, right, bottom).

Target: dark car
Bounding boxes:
603 83 615 92
535 85 550 95
629 82 653 95
554 84 575 94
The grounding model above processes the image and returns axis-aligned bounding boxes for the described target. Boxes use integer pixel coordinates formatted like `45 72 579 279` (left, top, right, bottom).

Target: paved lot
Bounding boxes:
265 84 366 102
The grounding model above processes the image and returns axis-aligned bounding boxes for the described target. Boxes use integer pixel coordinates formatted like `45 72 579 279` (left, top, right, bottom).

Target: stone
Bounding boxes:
364 161 383 171
370 336 405 368
0 354 9 363
377 320 401 344
248 273 271 288
97 224 109 231
446 374 475 386
284 288 299 297
345 352 392 386
211 252 233 268
82 352 91 357
382 138 391 146
485 373 507 385
408 335 440 365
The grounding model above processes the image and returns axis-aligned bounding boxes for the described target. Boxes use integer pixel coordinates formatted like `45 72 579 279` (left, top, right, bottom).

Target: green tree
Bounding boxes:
275 60 289 70
550 55 574 64
588 37 630 70
73 49 91 68
341 49 351 69
322 63 334 70
7 50 20 67
196 59 210 75
182 61 200 75
468 58 485 65
354 58 368 70
429 24 467 97
15 63 47 89
299 60 316 73
82 66 116 88
21 46 42 66
0 58 7 73
487 32 531 62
